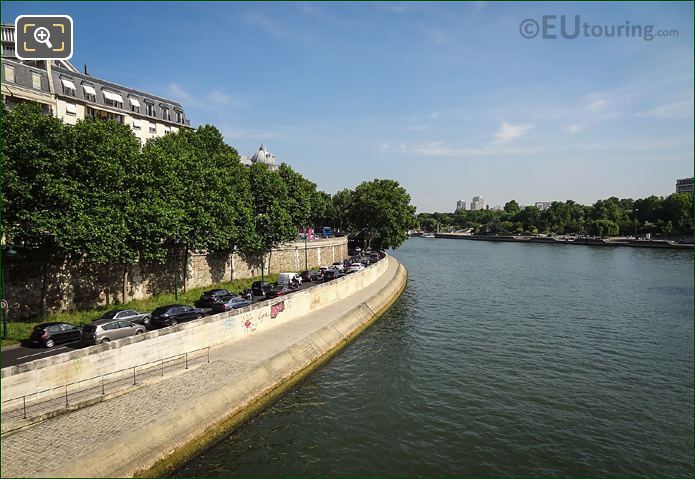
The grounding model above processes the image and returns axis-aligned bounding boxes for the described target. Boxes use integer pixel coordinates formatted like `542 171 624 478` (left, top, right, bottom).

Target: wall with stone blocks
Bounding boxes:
3 238 348 319
0 254 391 405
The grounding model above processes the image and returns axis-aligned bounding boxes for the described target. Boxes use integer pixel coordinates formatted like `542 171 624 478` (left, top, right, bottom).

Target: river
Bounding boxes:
174 238 693 477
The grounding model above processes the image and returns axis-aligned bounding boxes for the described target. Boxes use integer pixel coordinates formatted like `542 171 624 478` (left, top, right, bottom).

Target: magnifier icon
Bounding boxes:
33 27 53 49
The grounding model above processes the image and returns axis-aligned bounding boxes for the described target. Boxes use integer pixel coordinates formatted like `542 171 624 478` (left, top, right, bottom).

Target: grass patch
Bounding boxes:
0 273 279 349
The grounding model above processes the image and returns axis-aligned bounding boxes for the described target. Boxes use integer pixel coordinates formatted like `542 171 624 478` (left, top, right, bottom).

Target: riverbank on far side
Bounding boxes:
433 233 693 250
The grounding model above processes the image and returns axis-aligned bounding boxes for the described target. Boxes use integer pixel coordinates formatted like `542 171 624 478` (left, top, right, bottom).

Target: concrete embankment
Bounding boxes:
434 233 693 250
0 255 407 478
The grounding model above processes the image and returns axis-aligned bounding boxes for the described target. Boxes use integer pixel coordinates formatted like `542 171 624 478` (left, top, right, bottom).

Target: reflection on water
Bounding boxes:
175 239 693 477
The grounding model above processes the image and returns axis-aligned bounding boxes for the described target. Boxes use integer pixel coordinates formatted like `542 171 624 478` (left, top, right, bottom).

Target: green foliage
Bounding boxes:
348 179 417 250
418 193 693 238
243 163 295 256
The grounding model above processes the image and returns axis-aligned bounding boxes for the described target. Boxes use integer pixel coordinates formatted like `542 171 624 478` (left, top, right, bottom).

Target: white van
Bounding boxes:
277 272 302 286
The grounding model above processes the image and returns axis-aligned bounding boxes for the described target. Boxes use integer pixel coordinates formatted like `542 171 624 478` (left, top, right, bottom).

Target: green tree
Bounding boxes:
244 163 295 280
331 189 354 233
1 102 81 315
503 200 521 215
349 179 417 250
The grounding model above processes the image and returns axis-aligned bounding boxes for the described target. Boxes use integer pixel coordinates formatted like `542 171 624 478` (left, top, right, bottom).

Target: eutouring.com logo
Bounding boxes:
519 15 679 41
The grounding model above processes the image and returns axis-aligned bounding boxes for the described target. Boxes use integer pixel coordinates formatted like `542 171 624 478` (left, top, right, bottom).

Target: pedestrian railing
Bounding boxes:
1 346 210 423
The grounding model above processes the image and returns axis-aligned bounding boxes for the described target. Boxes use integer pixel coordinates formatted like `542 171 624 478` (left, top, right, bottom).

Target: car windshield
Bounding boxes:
99 310 120 319
152 307 171 315
83 324 97 332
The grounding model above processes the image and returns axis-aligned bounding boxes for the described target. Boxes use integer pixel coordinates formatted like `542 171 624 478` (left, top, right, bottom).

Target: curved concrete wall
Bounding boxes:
1 254 391 405
50 255 408 478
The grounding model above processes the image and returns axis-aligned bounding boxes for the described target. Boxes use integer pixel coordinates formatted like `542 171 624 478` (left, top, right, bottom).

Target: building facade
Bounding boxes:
675 177 693 193
1 23 189 143
471 196 485 211
534 202 552 210
455 200 466 212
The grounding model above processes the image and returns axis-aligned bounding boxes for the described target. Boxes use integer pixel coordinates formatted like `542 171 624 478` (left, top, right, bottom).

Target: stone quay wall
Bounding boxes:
4 237 347 319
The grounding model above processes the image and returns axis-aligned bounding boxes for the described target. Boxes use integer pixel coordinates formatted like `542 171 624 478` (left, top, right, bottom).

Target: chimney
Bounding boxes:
83 64 89 75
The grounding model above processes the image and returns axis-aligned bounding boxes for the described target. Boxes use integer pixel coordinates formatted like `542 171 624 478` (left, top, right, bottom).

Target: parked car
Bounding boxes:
252 281 273 297
277 272 302 286
310 270 324 282
300 270 314 282
81 319 145 345
370 252 380 262
349 262 365 273
149 305 206 329
194 289 232 308
264 285 293 299
322 270 341 282
95 309 150 326
29 322 82 348
331 261 345 272
211 295 254 313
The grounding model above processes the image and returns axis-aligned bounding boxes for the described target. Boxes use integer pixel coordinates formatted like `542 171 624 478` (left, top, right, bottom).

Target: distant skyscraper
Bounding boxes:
456 199 466 212
676 177 693 193
471 196 484 211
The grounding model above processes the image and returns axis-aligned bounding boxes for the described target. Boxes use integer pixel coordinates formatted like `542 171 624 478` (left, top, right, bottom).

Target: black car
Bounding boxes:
311 270 324 282
252 281 273 296
194 289 232 308
300 270 313 282
322 270 341 282
211 295 254 313
264 285 293 299
29 322 82 348
149 305 206 329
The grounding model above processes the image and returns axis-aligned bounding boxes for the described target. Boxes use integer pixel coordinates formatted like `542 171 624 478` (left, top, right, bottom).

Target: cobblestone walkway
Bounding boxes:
1 263 396 478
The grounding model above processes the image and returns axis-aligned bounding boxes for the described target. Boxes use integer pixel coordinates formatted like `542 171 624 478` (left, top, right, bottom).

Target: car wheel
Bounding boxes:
196 313 203 319
135 330 144 335
101 338 110 344
170 319 178 326
45 339 55 348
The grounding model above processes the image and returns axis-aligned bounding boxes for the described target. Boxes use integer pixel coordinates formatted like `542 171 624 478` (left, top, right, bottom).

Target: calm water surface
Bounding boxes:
175 239 693 477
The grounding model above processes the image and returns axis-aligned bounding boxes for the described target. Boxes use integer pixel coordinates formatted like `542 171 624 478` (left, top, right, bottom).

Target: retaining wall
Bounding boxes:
51 255 408 478
4 237 348 319
0 253 388 405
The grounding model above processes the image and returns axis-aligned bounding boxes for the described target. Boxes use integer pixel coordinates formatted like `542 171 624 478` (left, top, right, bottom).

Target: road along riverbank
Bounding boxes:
0 255 407 478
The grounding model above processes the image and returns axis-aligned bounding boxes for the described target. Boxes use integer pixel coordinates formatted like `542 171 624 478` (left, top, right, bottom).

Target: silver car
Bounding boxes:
81 318 146 345
95 309 150 326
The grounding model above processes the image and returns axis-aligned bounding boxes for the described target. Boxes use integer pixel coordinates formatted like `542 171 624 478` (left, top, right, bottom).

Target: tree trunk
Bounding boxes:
268 249 273 276
183 247 189 293
40 256 50 319
260 253 265 283
122 264 129 304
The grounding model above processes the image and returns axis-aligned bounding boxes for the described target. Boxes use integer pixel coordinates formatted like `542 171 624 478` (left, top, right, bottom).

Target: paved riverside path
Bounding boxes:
0 261 399 478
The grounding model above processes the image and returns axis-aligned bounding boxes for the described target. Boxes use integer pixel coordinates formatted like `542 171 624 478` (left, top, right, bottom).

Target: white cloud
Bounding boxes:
167 83 203 108
494 121 532 144
566 124 583 133
636 99 694 119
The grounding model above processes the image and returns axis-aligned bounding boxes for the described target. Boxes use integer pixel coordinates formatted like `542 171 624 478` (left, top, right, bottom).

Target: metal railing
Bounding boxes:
1 347 210 422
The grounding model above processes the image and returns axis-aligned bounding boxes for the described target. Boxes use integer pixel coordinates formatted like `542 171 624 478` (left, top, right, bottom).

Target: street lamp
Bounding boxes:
304 226 308 271
634 208 639 239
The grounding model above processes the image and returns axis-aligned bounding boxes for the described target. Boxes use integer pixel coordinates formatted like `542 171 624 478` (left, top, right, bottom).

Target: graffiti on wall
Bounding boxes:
270 301 285 319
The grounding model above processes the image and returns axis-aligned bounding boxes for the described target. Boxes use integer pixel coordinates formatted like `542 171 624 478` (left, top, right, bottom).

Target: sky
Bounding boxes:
2 1 693 212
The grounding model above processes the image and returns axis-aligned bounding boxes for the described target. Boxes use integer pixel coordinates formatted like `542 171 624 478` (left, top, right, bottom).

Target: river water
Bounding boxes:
174 238 693 477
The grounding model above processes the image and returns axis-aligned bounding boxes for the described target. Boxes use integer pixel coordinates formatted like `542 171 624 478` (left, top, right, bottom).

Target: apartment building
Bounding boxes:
1 23 189 143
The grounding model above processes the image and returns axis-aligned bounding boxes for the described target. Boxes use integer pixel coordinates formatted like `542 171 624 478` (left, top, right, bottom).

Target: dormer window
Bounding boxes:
82 83 97 102
61 78 76 96
176 110 184 123
103 90 124 108
128 97 141 113
161 106 170 121
145 101 155 117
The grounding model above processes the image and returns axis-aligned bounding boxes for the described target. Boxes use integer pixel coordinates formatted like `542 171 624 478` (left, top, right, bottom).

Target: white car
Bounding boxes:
331 261 345 272
349 262 365 273
277 272 302 286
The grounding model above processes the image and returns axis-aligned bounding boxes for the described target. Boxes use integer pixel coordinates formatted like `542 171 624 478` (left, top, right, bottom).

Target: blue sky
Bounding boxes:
3 1 693 212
